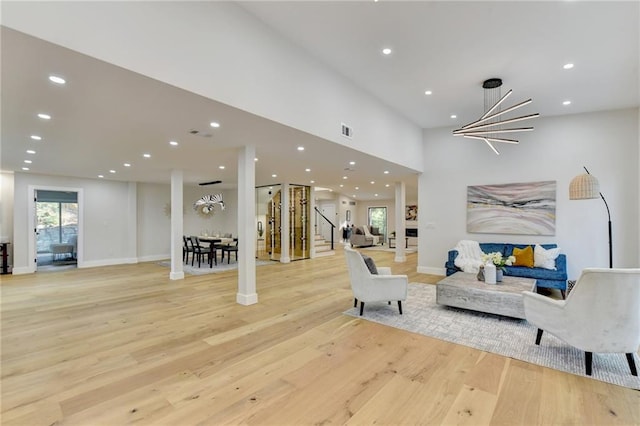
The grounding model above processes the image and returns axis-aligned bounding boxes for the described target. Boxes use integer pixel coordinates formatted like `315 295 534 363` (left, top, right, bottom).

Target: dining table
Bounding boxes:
197 236 235 266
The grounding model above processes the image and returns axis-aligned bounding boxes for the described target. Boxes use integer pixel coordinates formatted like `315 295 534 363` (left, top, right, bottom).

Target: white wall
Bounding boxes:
12 173 133 271
2 1 423 173
0 172 14 242
419 108 639 279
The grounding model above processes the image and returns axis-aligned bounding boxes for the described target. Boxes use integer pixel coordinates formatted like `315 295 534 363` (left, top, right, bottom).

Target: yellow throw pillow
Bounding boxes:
512 246 534 268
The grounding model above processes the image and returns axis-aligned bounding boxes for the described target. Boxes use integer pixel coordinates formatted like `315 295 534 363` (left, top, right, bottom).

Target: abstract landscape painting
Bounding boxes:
467 181 556 235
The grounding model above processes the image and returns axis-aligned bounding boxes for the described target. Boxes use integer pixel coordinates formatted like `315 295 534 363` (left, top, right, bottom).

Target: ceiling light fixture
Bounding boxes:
48 75 66 85
453 78 539 155
24 160 32 164
30 135 42 140
109 170 116 174
37 113 51 120
297 146 305 151
22 167 29 171
425 90 432 96
219 165 225 169
26 150 36 154
210 122 220 128
563 100 572 106
98 175 104 178
563 63 574 70
124 163 131 167
382 48 392 55
143 153 151 158
169 140 178 146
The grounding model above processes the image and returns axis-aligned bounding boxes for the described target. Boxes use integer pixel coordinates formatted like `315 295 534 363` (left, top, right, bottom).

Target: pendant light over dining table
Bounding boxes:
453 78 539 155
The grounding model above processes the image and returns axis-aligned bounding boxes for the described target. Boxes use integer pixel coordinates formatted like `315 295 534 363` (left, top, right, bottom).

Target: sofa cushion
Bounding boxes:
512 245 534 267
479 243 507 256
505 265 567 281
534 244 560 270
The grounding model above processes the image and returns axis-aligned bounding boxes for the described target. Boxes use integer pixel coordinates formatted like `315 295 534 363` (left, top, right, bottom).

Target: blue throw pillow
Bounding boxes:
361 254 378 274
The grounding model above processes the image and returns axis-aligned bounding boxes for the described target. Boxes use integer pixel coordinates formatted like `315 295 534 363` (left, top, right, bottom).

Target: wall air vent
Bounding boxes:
341 123 353 139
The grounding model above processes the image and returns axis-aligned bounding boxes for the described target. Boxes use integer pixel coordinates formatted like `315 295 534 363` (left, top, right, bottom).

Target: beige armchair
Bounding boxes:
344 246 408 316
350 226 373 247
523 268 640 376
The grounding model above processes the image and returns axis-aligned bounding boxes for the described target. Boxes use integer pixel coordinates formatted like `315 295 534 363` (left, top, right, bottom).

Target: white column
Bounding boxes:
280 182 291 263
170 169 184 280
127 182 138 262
395 181 406 263
237 145 258 305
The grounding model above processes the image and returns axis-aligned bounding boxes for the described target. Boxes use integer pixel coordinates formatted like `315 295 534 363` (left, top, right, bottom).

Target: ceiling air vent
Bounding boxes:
341 123 353 139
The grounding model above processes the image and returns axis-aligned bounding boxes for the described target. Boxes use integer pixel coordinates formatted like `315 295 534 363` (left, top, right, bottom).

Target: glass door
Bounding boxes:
368 206 387 245
35 190 78 270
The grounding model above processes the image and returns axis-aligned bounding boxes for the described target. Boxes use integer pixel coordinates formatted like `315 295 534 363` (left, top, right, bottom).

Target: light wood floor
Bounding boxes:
1 246 639 425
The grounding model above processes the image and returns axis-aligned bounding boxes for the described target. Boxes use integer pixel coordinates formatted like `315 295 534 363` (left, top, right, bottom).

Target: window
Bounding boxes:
368 207 387 243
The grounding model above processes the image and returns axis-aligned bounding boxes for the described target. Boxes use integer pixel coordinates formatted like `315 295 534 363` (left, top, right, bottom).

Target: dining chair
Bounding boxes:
188 236 209 267
183 236 194 264
221 238 239 264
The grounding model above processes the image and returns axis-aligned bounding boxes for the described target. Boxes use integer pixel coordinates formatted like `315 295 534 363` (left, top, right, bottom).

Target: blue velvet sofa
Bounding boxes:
445 243 568 293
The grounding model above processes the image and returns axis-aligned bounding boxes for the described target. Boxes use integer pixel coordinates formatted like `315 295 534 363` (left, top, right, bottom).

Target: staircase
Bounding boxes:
314 234 336 257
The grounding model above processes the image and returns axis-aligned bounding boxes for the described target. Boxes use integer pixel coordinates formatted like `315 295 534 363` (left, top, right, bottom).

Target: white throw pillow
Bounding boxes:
534 244 560 270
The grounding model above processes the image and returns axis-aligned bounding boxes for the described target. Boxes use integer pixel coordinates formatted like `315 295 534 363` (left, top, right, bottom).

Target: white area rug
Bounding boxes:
344 283 640 390
158 259 272 275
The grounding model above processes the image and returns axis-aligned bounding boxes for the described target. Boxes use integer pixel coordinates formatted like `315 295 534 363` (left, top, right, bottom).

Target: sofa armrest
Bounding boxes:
555 254 567 273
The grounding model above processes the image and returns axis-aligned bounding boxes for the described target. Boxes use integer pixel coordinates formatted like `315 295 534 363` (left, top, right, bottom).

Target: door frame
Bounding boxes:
28 185 84 272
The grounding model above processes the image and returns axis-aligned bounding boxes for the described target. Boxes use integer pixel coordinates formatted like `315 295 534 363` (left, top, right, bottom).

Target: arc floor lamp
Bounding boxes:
569 167 612 268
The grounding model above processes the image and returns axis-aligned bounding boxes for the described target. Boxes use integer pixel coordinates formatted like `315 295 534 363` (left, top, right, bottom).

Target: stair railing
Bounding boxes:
314 206 335 250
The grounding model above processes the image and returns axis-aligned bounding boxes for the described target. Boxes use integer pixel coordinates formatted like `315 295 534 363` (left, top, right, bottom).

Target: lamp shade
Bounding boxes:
569 173 600 200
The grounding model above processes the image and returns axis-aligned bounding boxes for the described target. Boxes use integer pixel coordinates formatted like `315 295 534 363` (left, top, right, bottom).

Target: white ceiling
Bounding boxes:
2 1 638 201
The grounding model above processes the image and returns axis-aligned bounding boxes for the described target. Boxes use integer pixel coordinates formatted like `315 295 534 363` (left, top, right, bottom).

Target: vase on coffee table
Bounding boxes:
496 269 504 282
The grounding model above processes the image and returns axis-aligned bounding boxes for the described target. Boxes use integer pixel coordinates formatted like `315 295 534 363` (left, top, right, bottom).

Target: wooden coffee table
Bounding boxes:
436 272 536 319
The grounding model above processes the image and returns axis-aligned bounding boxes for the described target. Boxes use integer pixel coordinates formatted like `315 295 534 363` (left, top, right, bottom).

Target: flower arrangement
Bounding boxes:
481 251 515 271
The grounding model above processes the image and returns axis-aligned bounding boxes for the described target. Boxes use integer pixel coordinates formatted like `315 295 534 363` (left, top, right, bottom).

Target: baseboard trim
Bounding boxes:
11 266 33 275
236 292 258 305
80 257 138 268
418 266 445 276
138 254 170 263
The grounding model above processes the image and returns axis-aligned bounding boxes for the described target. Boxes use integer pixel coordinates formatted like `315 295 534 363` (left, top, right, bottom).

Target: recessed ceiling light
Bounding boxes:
384 170 389 174
310 180 315 184
374 194 379 197
353 194 357 198
563 63 574 70
450 115 457 119
424 90 432 96
30 135 42 140
24 160 32 164
343 176 348 180
124 163 131 167
349 161 356 165
355 186 360 190
305 168 311 172
109 170 116 174
297 146 305 151
370 181 375 184
26 150 36 154
272 174 277 178
143 153 151 158
98 175 104 178
219 165 225 169
385 184 390 187
22 167 29 171
563 100 572 106
382 48 392 55
210 122 220 128
48 75 66 85
340 184 344 188
37 113 51 120
169 140 178 146
254 157 258 162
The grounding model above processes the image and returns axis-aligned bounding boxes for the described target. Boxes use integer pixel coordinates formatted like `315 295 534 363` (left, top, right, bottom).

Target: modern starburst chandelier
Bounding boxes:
453 78 539 155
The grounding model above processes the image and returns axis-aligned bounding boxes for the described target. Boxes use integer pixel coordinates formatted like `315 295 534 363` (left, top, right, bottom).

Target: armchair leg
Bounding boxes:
585 352 593 376
354 298 358 308
560 290 566 299
626 353 638 376
359 302 365 316
398 301 403 315
535 328 543 345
